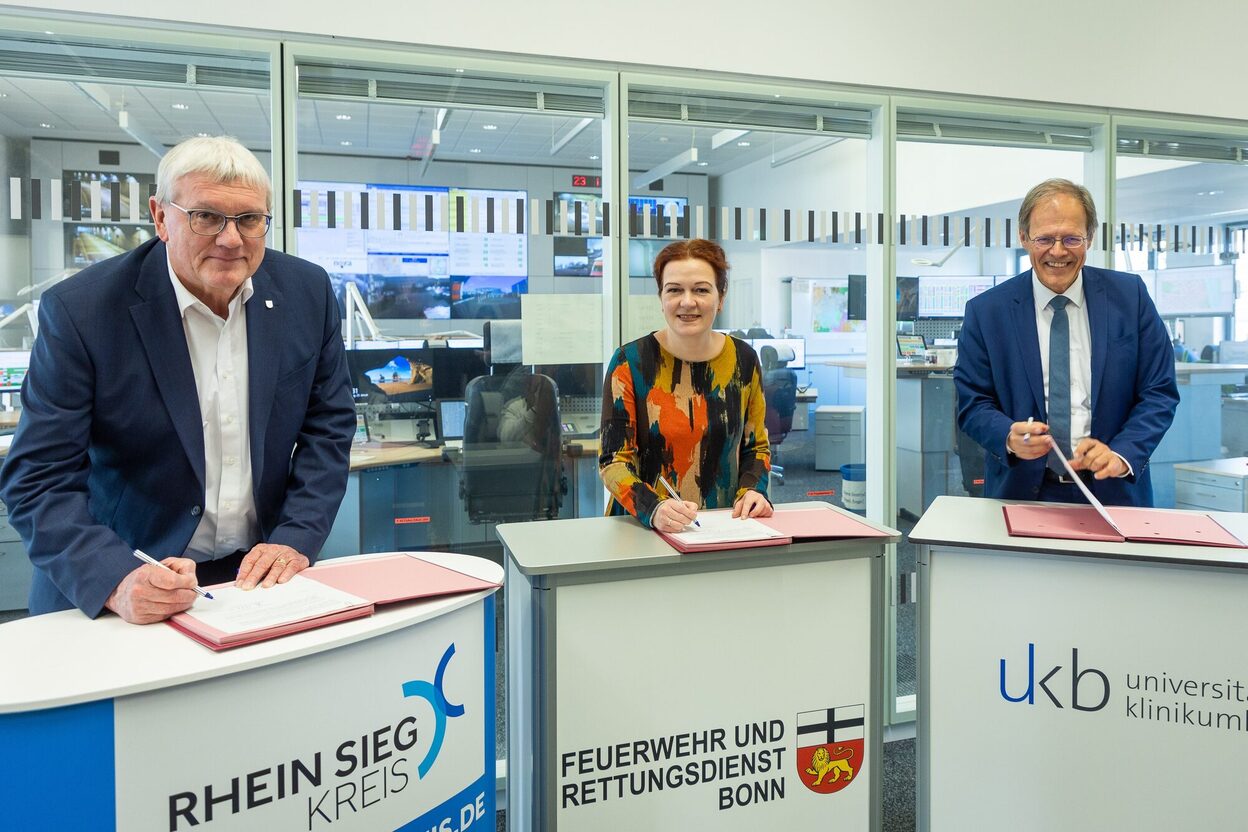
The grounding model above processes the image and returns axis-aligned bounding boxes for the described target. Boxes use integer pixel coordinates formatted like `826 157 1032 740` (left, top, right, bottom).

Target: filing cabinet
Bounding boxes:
0 500 31 611
1174 458 1248 513
815 405 865 471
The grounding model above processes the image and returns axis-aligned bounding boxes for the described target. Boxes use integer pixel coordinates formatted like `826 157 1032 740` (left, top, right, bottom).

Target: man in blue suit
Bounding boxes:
954 179 1178 506
0 136 356 621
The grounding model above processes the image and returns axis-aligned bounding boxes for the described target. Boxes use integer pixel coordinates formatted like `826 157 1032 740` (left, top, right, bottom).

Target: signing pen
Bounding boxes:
1022 416 1034 443
656 475 701 528
132 549 214 600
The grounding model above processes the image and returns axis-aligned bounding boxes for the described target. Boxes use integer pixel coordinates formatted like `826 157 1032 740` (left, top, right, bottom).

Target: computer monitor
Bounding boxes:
0 350 31 392
437 398 467 441
896 334 927 359
345 348 435 403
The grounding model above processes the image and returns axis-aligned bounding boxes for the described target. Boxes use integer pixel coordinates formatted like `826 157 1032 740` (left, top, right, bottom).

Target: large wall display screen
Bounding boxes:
297 182 527 319
918 275 995 319
1154 265 1235 317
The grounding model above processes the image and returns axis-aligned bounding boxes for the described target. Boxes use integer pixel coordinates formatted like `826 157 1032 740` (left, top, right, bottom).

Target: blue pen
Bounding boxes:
132 549 214 600
657 475 701 528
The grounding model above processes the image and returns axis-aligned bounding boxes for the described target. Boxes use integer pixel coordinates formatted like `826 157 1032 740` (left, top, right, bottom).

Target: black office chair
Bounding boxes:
760 345 798 485
461 368 566 523
955 428 986 498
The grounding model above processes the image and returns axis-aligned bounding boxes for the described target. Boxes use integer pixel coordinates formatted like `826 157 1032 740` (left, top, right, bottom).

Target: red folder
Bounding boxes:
659 505 890 553
1002 504 1246 549
167 554 501 650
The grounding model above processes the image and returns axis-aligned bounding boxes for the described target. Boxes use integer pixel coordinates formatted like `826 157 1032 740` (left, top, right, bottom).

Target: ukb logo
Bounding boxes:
999 643 1110 711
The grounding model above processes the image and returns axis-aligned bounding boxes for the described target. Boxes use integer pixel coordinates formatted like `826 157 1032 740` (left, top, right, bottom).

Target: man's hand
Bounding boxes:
1070 438 1129 479
732 490 773 519
1006 420 1052 460
104 558 199 624
236 543 309 590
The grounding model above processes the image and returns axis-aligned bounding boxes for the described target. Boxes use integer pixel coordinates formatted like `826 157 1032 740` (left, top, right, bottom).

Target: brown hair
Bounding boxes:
652 239 730 295
1018 178 1098 238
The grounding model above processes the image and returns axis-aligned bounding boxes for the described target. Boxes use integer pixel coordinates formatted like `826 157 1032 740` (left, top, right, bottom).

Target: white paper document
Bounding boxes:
185 575 368 635
666 511 787 546
1048 441 1123 535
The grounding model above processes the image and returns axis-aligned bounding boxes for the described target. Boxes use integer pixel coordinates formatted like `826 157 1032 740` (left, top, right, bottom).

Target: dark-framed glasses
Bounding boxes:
167 201 272 238
1027 234 1088 250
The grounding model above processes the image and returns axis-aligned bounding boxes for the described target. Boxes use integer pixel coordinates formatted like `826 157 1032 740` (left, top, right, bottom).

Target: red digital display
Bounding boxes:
571 174 602 188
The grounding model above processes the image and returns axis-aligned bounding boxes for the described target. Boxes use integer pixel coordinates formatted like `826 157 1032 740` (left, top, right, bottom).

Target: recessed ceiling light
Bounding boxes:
196 132 210 137
339 140 352 146
171 103 190 111
482 124 498 131
697 161 709 167
737 141 751 147
455 68 465 73
336 114 352 121
43 30 54 35
39 122 53 129
658 136 669 143
0 92 7 99
469 148 483 154
1209 189 1224 196
589 155 599 160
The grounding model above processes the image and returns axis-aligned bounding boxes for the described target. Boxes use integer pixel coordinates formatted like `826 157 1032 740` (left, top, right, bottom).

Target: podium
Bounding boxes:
913 496 1248 832
499 502 899 831
0 552 501 832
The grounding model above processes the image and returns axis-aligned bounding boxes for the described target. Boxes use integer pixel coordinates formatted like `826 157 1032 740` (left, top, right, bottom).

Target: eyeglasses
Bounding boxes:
166 201 272 238
1026 234 1088 250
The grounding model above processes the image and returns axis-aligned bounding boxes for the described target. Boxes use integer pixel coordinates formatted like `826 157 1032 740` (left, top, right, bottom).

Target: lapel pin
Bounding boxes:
265 299 274 309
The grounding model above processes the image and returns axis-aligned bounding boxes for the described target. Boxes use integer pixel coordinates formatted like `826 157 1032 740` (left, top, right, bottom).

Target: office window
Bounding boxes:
289 47 613 554
893 102 1105 713
1114 121 1248 507
0 22 275 352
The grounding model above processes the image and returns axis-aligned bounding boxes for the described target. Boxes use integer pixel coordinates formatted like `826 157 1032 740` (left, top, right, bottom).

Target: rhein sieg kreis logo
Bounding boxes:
999 642 1248 733
167 643 473 830
796 706 864 795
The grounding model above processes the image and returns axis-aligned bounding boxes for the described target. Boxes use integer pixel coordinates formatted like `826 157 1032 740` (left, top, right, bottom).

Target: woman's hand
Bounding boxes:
732 491 772 519
654 498 700 532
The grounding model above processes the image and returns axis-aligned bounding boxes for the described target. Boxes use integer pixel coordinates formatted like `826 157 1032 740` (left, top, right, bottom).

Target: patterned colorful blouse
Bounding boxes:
599 333 771 528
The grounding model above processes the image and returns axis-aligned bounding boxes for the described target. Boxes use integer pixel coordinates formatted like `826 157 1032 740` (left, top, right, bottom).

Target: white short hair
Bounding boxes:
154 136 272 210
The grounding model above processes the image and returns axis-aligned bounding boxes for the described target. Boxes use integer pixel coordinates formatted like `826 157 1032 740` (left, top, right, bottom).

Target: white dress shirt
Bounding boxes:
167 260 260 559
1032 271 1092 457
1031 270 1132 475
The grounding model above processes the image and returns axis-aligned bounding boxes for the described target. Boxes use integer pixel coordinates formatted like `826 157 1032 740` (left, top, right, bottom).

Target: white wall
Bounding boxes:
4 0 1246 120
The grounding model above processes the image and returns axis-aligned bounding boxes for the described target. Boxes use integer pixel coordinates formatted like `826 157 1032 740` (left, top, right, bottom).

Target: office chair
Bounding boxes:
461 368 566 523
760 344 798 486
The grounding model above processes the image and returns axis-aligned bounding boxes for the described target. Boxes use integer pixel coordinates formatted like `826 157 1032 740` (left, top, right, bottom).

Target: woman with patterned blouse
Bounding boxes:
599 239 772 531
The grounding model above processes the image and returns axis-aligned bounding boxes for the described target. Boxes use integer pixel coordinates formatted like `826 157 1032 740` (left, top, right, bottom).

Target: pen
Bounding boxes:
132 549 214 600
656 475 701 527
1022 416 1034 444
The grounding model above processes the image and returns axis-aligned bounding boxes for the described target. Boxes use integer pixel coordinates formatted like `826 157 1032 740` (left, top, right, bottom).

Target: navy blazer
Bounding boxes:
0 239 356 616
954 266 1178 506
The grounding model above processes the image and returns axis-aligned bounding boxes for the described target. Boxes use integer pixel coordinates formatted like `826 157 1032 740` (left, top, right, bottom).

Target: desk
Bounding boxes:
913 496 1248 831
500 503 899 831
1174 457 1248 512
0 551 501 832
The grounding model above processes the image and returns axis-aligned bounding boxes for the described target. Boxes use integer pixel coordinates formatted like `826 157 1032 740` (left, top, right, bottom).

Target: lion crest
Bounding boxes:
804 744 855 786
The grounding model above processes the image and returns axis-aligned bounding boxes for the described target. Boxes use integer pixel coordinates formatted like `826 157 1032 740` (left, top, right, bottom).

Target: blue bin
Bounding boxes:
839 463 866 514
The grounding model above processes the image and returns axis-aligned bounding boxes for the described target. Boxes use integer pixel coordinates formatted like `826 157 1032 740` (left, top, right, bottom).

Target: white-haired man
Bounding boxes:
0 136 356 622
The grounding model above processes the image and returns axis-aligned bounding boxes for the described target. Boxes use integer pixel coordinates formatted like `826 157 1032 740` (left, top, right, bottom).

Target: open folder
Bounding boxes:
658 504 891 553
167 553 500 650
1002 439 1245 549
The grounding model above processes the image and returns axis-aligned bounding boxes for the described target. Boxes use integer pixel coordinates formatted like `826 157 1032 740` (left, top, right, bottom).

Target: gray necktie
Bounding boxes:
1047 295 1071 473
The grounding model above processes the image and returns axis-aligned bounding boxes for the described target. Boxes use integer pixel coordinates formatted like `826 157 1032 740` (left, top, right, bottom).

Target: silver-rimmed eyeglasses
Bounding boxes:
1026 234 1088 250
166 201 272 238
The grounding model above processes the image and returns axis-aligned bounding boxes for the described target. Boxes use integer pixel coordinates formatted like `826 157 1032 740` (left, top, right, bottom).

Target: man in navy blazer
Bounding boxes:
0 136 355 620
955 179 1178 506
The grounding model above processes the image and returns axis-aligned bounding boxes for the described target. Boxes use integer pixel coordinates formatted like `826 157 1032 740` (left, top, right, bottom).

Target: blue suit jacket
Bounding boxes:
0 239 356 616
954 266 1178 506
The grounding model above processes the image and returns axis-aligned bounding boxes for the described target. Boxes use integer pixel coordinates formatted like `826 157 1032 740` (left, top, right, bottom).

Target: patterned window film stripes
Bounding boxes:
7 179 1248 255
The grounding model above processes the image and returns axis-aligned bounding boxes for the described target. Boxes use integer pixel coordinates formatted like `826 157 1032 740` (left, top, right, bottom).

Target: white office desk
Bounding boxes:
0 551 502 832
912 496 1248 831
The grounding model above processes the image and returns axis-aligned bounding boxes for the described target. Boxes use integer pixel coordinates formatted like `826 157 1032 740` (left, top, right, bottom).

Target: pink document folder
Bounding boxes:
168 554 501 650
1003 504 1246 549
659 505 889 553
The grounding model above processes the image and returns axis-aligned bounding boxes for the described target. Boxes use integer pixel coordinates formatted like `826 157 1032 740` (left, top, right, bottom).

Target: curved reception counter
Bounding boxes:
0 551 501 832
